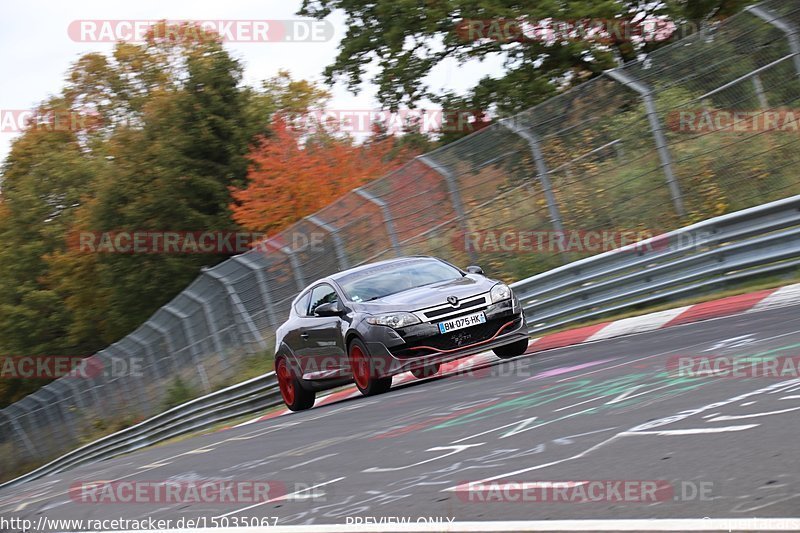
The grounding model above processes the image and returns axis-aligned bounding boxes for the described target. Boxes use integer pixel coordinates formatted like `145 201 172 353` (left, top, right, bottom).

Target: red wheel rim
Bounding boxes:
277 359 295 406
350 345 370 390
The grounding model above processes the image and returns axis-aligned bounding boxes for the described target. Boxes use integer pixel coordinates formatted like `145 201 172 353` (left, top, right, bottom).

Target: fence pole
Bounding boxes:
145 322 181 375
163 305 212 393
42 385 78 443
62 373 88 410
752 75 769 108
201 269 269 352
29 395 60 455
98 348 139 417
233 255 281 330
4 410 38 459
747 5 800 77
606 68 686 218
129 332 164 382
417 155 478 263
262 239 306 292
114 342 152 414
306 215 350 270
185 289 224 354
498 118 565 234
354 187 402 256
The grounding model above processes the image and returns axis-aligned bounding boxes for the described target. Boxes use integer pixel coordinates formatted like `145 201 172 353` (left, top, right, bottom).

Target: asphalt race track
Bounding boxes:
2 305 800 529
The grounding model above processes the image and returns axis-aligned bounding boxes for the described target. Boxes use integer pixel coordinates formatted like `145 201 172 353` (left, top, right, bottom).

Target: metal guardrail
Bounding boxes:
4 195 799 491
511 194 800 334
0 373 282 491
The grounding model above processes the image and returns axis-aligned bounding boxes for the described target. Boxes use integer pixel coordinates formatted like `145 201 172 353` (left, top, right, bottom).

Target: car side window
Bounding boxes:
308 284 338 316
293 291 312 316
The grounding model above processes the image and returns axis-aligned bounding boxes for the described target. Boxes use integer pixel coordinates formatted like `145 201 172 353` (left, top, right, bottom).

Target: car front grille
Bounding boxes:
422 296 487 319
391 316 520 358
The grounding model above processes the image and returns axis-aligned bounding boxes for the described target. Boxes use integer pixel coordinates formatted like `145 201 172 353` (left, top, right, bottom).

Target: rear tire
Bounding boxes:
276 357 315 411
493 338 529 359
348 338 392 396
410 363 441 379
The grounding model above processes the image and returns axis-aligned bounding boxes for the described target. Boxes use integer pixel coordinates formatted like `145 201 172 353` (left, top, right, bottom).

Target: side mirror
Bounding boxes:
466 265 484 275
314 301 344 317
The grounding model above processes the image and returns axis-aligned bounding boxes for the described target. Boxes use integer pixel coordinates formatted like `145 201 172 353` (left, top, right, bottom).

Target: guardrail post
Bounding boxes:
306 215 350 270
201 269 269 352
747 5 800 77
417 155 478 263
606 68 686 218
354 187 402 256
163 305 212 393
233 255 281 330
498 118 565 235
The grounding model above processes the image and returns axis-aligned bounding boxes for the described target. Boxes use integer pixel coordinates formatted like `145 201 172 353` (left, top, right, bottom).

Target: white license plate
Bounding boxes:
437 311 487 334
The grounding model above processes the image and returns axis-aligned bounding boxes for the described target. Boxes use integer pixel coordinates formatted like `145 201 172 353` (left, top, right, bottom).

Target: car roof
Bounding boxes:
326 256 441 282
291 256 459 307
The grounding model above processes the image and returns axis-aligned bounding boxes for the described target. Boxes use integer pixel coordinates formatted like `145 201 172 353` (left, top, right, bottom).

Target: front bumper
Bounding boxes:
362 299 528 377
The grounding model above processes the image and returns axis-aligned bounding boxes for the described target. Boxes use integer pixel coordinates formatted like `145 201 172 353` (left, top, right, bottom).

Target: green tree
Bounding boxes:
299 0 758 123
45 32 334 346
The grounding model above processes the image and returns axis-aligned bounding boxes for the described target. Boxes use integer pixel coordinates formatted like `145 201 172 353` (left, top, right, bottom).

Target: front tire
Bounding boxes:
276 357 315 411
348 338 392 396
493 338 529 359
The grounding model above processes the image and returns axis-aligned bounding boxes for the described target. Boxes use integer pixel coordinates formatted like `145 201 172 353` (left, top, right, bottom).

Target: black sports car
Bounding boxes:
273 256 529 410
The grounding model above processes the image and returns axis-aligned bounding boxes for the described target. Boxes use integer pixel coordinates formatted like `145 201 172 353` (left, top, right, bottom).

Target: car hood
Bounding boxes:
352 275 497 312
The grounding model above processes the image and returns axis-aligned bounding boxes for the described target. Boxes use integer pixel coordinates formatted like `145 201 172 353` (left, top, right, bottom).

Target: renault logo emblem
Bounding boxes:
447 295 459 306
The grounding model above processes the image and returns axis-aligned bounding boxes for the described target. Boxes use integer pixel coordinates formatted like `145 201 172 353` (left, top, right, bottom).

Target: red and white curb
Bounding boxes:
525 283 800 353
235 282 800 427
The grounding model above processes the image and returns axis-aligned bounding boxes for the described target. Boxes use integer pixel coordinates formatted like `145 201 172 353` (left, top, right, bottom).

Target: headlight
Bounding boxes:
366 312 421 328
490 283 512 303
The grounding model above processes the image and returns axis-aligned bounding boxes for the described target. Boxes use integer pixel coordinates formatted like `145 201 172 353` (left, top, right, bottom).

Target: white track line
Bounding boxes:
618 424 759 436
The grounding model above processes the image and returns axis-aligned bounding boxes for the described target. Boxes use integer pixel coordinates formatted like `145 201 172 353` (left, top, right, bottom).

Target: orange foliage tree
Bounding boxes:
230 116 413 233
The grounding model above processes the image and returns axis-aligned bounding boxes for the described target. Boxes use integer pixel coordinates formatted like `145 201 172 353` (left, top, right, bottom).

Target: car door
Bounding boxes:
282 290 312 365
297 283 347 379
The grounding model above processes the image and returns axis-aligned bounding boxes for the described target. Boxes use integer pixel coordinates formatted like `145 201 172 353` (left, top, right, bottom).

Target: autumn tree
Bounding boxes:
230 116 414 234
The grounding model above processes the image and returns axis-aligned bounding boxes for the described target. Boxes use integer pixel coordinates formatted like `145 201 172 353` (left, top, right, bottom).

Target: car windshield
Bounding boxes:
338 259 462 302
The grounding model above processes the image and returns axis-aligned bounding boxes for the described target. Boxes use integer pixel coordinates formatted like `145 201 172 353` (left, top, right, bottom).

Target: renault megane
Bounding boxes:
274 256 529 410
